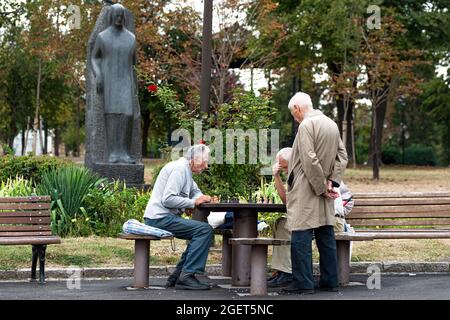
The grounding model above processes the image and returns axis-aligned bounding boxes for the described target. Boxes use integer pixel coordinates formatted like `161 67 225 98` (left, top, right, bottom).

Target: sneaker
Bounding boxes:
165 268 182 288
175 272 211 290
267 271 293 288
281 284 314 295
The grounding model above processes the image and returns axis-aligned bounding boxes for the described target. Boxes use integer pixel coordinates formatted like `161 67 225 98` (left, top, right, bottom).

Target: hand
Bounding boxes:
272 162 281 176
322 191 339 200
195 195 211 207
211 196 220 204
327 180 334 193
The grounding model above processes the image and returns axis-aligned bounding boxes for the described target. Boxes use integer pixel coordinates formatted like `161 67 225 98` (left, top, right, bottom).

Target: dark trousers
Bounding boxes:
291 225 338 289
145 215 214 274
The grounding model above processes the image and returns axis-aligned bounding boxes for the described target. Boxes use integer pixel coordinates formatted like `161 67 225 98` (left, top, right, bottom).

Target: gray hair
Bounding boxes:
288 92 313 111
185 144 210 161
276 147 292 161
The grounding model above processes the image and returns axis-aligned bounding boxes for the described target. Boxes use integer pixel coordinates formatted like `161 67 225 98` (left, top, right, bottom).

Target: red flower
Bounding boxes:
199 139 206 145
147 84 158 92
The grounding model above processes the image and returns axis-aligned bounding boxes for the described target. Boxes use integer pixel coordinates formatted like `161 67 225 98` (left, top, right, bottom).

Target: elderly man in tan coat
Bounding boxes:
283 92 348 294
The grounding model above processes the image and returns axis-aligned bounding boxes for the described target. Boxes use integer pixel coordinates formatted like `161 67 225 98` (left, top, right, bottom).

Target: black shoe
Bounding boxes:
267 271 278 282
165 268 182 288
315 285 340 292
267 271 293 288
281 284 314 295
175 272 211 290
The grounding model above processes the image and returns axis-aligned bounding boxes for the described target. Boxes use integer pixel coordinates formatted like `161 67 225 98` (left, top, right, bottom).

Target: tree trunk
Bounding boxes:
54 128 60 157
43 125 48 155
141 113 150 157
290 74 300 144
21 128 26 155
74 99 81 157
32 59 42 155
368 98 387 169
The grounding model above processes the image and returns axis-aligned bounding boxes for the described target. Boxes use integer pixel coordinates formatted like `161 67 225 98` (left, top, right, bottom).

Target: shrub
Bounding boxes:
83 182 151 237
404 144 437 166
0 176 35 197
0 155 70 184
382 146 401 165
36 166 106 237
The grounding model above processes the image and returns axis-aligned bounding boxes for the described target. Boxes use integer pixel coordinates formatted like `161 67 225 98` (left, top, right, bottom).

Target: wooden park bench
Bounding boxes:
118 233 173 289
336 191 450 285
0 196 61 284
230 237 290 296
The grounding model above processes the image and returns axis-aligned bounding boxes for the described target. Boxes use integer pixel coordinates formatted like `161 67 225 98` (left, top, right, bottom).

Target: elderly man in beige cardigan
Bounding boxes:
283 92 348 294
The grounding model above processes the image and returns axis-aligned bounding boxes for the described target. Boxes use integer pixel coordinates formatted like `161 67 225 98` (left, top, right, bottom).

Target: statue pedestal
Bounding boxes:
92 162 144 188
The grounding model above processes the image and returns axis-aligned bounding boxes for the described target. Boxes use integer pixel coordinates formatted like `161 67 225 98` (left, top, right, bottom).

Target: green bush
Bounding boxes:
382 146 401 165
36 166 106 237
404 144 437 166
0 155 70 184
83 182 151 237
0 176 35 196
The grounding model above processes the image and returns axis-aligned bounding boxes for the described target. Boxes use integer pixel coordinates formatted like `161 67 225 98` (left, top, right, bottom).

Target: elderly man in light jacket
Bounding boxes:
283 92 348 294
144 144 213 290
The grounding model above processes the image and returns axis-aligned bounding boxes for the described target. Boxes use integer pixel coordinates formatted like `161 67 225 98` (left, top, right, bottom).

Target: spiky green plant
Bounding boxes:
36 166 107 236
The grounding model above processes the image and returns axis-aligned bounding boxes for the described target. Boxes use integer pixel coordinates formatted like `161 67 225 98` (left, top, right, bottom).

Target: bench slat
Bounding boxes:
355 231 450 239
348 211 450 219
0 225 51 231
351 204 450 214
0 210 51 217
0 216 51 224
353 192 450 198
355 198 450 206
0 203 51 210
0 236 60 245
0 196 51 203
0 231 52 237
229 238 290 246
349 218 450 227
354 228 450 232
118 233 173 240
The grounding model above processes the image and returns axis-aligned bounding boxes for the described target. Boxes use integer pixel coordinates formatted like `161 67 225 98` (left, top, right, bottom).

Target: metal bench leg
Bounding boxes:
222 234 232 277
336 240 350 286
37 245 47 284
134 239 150 288
251 244 268 296
31 245 38 282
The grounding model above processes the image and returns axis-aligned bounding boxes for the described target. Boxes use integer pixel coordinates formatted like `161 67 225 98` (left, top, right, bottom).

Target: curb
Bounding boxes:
1 262 449 281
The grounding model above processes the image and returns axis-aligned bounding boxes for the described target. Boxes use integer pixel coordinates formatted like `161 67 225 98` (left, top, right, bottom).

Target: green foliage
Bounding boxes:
0 176 35 197
36 166 106 237
0 155 69 183
382 146 401 165
404 144 437 166
83 182 151 237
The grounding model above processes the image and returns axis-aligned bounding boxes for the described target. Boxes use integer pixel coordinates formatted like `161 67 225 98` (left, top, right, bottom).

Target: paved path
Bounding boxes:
1 274 449 300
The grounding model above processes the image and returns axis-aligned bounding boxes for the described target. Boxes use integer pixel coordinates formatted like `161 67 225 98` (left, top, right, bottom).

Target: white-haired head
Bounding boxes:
276 147 292 161
288 92 313 111
185 144 210 174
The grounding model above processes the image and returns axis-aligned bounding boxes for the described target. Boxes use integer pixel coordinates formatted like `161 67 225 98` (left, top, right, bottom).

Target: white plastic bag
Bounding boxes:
207 212 227 228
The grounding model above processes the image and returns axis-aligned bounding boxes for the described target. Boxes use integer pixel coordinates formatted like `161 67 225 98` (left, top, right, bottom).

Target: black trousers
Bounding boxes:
291 225 338 289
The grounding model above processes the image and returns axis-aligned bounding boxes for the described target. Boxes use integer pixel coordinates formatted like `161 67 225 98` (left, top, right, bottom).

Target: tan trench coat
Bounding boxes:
286 110 348 231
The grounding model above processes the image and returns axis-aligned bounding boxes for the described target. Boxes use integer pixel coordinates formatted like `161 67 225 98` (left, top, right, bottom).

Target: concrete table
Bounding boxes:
195 203 286 287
